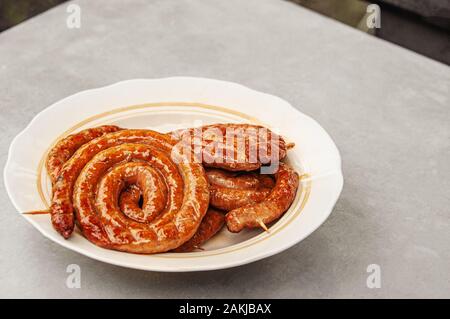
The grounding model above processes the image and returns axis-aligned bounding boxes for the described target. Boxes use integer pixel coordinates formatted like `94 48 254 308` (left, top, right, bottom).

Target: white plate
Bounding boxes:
4 77 343 272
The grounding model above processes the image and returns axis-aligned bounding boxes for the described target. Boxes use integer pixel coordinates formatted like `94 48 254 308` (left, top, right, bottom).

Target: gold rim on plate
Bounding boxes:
33 102 311 258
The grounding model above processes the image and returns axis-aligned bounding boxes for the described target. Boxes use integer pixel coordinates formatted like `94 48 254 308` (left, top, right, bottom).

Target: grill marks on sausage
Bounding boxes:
48 129 210 253
97 162 168 224
225 162 299 233
173 209 225 252
171 124 287 172
206 168 276 211
46 125 122 185
50 129 177 238
205 164 299 233
75 144 194 252
116 182 225 252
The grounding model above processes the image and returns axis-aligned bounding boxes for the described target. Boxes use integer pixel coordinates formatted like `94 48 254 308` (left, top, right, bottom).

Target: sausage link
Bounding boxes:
173 209 225 252
225 162 299 233
209 185 272 211
46 125 121 184
171 123 287 172
206 168 261 189
98 162 168 224
50 129 208 245
119 184 224 252
206 168 275 211
119 185 142 220
72 143 209 253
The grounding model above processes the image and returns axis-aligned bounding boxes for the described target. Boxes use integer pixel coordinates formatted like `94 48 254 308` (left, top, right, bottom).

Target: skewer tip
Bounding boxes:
23 210 50 215
258 220 270 233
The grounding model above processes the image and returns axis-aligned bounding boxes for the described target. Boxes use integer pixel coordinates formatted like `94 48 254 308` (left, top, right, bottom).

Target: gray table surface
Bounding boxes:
1 0 449 298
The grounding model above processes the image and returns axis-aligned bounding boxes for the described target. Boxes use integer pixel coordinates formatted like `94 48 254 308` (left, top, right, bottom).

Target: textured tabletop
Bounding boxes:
1 0 449 298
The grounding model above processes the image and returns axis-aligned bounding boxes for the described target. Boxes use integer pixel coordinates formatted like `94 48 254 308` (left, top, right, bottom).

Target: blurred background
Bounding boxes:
0 0 449 65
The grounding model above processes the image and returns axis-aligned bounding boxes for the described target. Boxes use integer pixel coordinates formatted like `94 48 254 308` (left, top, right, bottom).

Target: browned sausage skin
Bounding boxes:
98 162 168 224
206 168 275 211
50 129 176 238
119 185 144 221
225 162 299 233
206 168 274 189
173 209 225 252
51 130 209 250
209 186 272 211
46 125 122 184
73 143 209 253
171 123 287 172
117 178 225 252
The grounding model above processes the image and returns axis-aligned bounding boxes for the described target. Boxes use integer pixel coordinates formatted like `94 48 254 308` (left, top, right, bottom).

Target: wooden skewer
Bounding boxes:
258 220 270 233
286 142 295 150
193 245 205 251
23 210 50 215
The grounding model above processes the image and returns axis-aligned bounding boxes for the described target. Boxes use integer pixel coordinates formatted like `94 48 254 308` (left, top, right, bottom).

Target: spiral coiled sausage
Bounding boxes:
118 186 225 252
49 129 210 253
46 125 121 184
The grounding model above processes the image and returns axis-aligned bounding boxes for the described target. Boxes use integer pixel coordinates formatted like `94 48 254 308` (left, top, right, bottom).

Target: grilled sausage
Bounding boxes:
173 209 225 252
118 185 225 253
46 125 121 184
206 168 275 211
209 185 272 211
50 129 209 255
99 162 168 224
225 162 299 232
171 123 287 172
